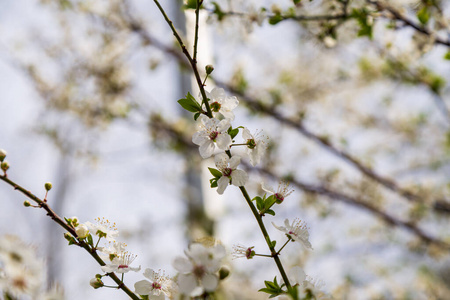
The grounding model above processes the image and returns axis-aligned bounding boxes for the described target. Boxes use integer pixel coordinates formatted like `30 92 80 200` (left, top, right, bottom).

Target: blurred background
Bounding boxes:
0 0 450 299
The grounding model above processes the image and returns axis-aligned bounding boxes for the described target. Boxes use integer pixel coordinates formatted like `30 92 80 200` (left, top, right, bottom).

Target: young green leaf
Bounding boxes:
417 7 429 25
208 167 222 178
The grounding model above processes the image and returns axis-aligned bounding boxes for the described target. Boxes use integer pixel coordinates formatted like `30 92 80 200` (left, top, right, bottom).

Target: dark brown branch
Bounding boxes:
0 175 140 300
149 115 450 250
368 0 450 47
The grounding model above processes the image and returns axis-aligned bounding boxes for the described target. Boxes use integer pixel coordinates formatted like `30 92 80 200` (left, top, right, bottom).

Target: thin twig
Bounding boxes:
0 175 140 300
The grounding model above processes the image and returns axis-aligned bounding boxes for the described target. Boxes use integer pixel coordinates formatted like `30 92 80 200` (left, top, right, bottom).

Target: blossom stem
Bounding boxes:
254 253 273 258
230 143 247 147
276 238 292 255
95 237 102 249
0 174 141 300
238 185 292 290
152 0 213 118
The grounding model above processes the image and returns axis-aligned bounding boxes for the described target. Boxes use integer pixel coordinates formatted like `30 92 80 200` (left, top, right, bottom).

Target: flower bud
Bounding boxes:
75 224 89 239
205 64 214 75
219 266 230 280
90 278 104 289
1 161 10 172
271 4 282 14
23 200 31 207
45 182 52 191
0 149 6 162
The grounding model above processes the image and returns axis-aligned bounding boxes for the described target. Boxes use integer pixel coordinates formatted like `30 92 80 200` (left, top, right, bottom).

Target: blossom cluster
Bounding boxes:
192 87 268 194
0 235 65 299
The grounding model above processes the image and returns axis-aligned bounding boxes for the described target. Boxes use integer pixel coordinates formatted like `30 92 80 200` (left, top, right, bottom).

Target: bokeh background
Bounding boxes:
1 0 450 299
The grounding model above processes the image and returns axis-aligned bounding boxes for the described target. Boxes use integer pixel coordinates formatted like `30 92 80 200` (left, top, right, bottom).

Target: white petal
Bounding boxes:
134 280 152 295
228 156 241 169
262 182 275 194
272 221 286 233
202 273 219 292
242 127 252 140
289 266 306 285
284 218 291 228
149 293 165 300
178 273 197 295
217 176 230 194
173 257 193 273
220 110 235 121
215 133 232 150
214 153 229 168
143 268 155 281
199 141 215 158
101 264 117 273
217 119 231 132
231 169 248 187
210 87 225 100
223 96 239 110
192 131 208 145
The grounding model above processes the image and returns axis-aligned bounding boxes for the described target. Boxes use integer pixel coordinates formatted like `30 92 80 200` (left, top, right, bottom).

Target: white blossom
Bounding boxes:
242 128 268 166
214 153 248 194
100 245 140 274
231 244 255 260
84 217 119 242
272 218 312 250
172 243 226 297
192 115 232 158
134 268 175 299
203 88 239 121
75 224 89 239
262 181 294 204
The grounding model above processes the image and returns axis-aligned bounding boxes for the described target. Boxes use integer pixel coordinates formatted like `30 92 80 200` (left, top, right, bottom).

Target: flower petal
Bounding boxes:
134 280 152 295
177 273 197 295
228 156 241 169
231 169 248 187
202 273 219 292
173 257 193 273
217 176 230 195
215 133 232 150
199 140 215 158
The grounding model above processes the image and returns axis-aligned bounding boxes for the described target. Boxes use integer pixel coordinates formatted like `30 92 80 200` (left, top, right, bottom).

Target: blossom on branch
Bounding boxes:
242 127 268 166
172 243 226 297
134 268 175 299
84 217 119 242
192 115 232 158
214 153 248 194
272 218 312 250
203 87 239 121
262 181 294 204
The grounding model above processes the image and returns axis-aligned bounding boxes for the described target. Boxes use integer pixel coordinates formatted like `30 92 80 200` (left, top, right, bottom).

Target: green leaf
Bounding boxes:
445 52 450 60
268 14 283 25
208 167 222 178
211 2 226 21
265 209 276 216
183 0 197 9
417 7 429 25
293 0 301 4
194 112 201 121
178 92 201 113
87 234 93 245
264 195 276 209
210 178 218 188
227 127 240 139
352 8 373 39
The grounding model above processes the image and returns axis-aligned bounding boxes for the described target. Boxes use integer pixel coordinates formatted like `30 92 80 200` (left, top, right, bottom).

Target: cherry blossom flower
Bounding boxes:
100 249 140 274
242 127 268 166
231 244 255 260
134 268 174 299
192 115 232 158
203 88 239 121
75 224 89 239
214 153 248 194
172 243 226 297
262 181 294 204
272 218 313 250
84 217 119 242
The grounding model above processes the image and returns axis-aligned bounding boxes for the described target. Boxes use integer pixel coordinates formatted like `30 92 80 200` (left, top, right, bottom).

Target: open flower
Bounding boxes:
242 128 268 166
214 153 248 194
203 88 239 121
192 115 232 158
172 243 226 297
84 217 119 242
101 248 140 274
231 244 255 260
134 268 174 299
272 218 312 250
262 181 294 204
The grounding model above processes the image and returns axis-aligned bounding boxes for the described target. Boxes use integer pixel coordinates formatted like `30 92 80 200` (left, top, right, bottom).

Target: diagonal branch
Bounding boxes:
0 174 140 300
148 115 450 250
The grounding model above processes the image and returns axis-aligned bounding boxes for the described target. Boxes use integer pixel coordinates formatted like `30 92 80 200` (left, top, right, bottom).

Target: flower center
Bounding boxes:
274 193 284 203
222 167 232 177
193 265 206 278
118 264 129 269
246 138 256 149
209 131 219 141
152 282 162 290
210 101 221 112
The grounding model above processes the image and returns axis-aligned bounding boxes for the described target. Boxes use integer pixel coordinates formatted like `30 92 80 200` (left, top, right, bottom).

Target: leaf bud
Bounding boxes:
0 149 6 162
219 266 230 280
45 182 52 191
90 278 104 289
23 200 31 207
205 64 214 75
